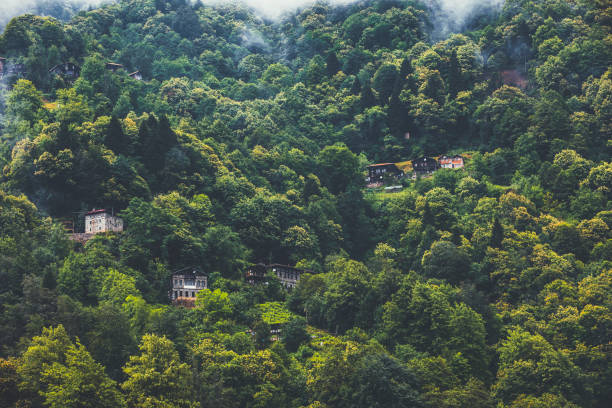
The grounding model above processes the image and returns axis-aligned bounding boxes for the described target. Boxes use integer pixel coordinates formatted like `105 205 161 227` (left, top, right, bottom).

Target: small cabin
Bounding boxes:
105 62 123 72
438 155 464 169
367 163 403 183
246 263 313 289
128 71 142 80
412 156 439 177
84 209 123 234
170 268 208 307
49 63 80 79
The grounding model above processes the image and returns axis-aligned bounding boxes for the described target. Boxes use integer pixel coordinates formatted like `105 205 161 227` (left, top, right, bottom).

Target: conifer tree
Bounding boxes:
350 76 361 95
490 217 504 248
361 82 376 108
326 52 341 76
105 116 127 155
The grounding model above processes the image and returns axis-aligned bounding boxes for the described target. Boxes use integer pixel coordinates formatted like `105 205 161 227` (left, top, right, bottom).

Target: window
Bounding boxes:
174 291 177 299
192 292 195 297
179 291 183 297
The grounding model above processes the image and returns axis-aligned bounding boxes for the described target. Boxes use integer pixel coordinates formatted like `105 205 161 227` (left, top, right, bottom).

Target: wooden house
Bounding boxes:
246 263 313 289
438 155 464 169
170 267 208 307
128 71 142 80
412 156 439 177
367 163 403 184
105 62 124 72
49 62 80 80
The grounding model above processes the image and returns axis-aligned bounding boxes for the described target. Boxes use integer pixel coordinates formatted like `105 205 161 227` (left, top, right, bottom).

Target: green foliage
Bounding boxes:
0 0 611 406
121 334 197 408
258 302 294 325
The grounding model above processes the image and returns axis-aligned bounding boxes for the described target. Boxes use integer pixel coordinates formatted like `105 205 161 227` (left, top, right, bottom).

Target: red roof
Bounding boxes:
85 209 109 215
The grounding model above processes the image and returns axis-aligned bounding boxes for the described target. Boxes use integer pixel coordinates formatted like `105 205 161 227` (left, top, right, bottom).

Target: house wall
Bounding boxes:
271 266 301 289
85 213 123 233
171 274 208 300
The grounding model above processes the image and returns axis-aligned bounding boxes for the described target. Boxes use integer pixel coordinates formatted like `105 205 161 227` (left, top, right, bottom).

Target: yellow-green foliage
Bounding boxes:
257 302 294 325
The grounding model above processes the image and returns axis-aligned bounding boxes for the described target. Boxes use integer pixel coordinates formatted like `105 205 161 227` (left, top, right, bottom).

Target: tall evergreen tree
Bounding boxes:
490 217 504 248
351 76 362 95
326 52 341 76
448 50 462 97
361 82 376 109
105 116 127 155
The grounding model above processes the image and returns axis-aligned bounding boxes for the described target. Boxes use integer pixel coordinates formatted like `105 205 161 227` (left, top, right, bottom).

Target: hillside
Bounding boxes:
0 1 611 407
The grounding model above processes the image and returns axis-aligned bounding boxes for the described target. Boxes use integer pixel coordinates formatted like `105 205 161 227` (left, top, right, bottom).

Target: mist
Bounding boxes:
0 0 113 28
0 0 506 38
427 0 505 39
201 0 358 19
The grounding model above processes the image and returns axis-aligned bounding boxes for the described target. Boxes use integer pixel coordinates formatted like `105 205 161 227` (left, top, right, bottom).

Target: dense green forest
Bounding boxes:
0 0 610 407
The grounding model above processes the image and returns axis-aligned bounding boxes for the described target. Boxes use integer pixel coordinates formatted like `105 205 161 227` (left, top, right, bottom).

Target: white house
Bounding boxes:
84 209 123 234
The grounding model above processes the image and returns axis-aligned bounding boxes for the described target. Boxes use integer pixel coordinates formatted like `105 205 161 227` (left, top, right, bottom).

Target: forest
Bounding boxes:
0 0 610 407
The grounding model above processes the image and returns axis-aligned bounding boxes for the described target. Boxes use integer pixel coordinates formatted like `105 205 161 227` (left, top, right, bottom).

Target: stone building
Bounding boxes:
170 268 208 307
246 263 313 289
85 209 123 233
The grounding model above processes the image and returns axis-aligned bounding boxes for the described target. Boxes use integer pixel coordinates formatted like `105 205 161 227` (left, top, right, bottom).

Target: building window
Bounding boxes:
179 291 183 297
192 292 195 297
174 291 177 299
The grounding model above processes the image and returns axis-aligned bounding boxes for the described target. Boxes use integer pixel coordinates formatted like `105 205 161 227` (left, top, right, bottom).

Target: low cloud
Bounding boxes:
0 0 112 28
428 0 505 39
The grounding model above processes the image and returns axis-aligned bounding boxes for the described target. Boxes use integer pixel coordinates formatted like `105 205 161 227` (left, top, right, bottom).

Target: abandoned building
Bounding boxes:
128 71 142 80
170 267 208 307
105 62 124 72
438 155 465 169
412 156 439 178
85 209 123 233
366 163 404 184
246 263 313 289
49 62 80 80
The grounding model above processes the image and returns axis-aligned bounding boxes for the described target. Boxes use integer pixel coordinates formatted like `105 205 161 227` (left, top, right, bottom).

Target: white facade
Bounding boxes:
85 211 123 233
171 273 208 300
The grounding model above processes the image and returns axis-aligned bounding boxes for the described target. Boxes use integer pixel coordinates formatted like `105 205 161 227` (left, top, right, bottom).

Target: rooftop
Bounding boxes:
85 208 110 215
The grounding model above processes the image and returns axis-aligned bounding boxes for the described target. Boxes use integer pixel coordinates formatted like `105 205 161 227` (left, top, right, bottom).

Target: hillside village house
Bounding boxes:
129 71 142 80
412 156 439 178
246 263 313 289
49 62 80 80
105 62 124 72
366 163 404 184
171 268 208 307
438 155 465 169
85 209 123 233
